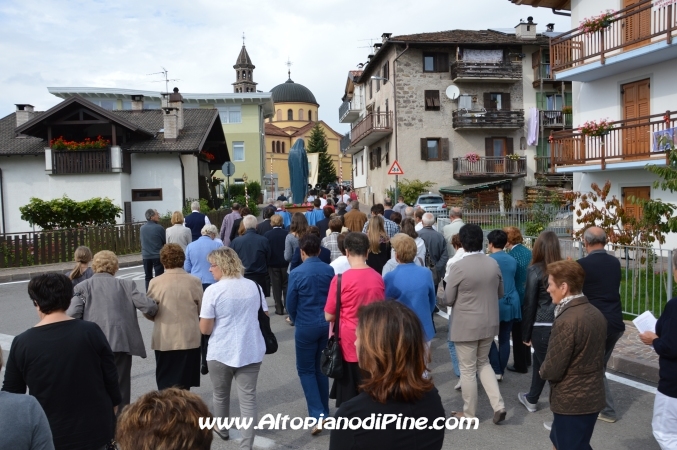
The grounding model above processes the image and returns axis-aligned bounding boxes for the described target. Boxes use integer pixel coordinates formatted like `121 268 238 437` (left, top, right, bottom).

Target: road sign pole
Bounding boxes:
395 174 399 205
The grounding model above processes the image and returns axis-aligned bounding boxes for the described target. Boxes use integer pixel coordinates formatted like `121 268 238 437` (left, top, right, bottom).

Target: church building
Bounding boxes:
263 68 351 193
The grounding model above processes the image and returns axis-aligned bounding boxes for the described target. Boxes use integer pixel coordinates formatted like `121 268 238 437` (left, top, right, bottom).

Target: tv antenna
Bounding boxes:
357 38 380 49
148 67 180 93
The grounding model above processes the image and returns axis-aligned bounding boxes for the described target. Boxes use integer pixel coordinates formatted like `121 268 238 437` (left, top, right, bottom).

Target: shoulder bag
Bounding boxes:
321 274 343 379
258 288 278 354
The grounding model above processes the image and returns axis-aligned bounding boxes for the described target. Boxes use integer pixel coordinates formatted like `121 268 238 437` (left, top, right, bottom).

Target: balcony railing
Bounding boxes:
452 156 527 179
450 61 522 82
551 0 677 75
339 97 362 123
541 110 573 128
350 112 392 147
52 148 112 174
535 156 573 181
533 62 552 84
452 109 525 129
549 110 677 170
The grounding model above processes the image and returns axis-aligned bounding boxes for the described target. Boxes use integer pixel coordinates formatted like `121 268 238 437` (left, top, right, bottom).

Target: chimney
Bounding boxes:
515 16 537 39
167 87 184 130
546 23 555 32
163 107 178 141
15 104 35 127
373 43 382 53
381 32 392 44
130 94 144 111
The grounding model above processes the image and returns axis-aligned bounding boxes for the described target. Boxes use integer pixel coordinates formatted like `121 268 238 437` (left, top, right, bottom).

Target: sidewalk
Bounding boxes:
0 253 143 283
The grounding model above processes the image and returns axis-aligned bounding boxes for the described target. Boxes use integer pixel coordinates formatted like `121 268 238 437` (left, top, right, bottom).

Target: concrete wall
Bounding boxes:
0 156 126 232
129 153 184 221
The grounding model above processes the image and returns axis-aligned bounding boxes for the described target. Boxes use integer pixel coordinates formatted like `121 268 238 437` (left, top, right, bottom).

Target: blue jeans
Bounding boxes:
489 320 514 375
447 341 460 377
295 324 330 419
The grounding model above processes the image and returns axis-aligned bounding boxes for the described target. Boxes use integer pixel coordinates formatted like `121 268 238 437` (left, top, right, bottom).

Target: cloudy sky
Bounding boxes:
0 0 571 132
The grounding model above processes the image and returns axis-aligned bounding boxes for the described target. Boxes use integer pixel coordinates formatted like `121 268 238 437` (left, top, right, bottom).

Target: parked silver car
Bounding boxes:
414 193 447 218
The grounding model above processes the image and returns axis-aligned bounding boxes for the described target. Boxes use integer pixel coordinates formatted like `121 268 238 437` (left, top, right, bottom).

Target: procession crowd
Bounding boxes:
0 197 676 450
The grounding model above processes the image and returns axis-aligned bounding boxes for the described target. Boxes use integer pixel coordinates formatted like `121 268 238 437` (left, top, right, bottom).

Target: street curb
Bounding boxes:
0 256 143 283
608 353 659 384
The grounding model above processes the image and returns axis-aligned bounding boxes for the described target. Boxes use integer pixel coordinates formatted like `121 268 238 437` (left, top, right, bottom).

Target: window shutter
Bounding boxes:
536 92 545 110
440 138 450 161
124 202 132 223
377 147 382 167
369 151 373 170
421 138 428 161
564 92 572 107
485 137 493 156
483 93 492 110
506 138 514 155
532 49 540 68
502 93 511 111
437 53 449 72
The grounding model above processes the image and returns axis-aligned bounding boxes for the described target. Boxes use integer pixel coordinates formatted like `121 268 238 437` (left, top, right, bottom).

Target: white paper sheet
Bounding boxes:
633 310 658 334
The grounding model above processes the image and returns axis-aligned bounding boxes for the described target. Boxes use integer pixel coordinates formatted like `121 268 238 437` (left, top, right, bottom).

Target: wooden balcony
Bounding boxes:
452 156 527 180
549 110 677 170
450 61 522 83
452 109 524 130
550 0 677 78
535 156 573 182
52 148 112 174
541 110 573 129
349 112 392 151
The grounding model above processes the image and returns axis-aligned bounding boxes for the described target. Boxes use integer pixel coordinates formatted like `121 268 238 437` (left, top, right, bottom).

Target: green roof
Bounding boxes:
439 179 511 194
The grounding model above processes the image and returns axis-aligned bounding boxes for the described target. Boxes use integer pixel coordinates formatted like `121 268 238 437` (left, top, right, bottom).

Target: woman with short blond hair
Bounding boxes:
199 247 267 445
166 211 192 250
329 302 444 449
67 250 158 413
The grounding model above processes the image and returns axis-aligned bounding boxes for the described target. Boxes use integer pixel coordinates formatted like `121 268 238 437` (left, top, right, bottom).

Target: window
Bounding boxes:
369 80 373 99
238 71 241 80
308 110 312 121
383 61 390 81
420 138 449 161
484 137 514 157
360 154 364 174
132 189 162 201
299 109 304 120
484 93 511 111
385 99 389 118
271 141 275 153
376 147 382 167
287 109 293 121
233 141 245 161
276 109 282 121
424 90 441 111
385 142 390 165
282 142 285 153
216 106 242 124
276 141 281 153
376 77 380 92
423 52 449 73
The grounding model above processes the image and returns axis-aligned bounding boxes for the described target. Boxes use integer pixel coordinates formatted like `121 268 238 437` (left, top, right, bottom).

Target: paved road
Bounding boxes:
0 267 661 449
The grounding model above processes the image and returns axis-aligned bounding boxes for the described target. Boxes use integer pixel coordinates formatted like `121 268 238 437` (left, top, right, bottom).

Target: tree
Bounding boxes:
396 179 435 206
306 123 336 187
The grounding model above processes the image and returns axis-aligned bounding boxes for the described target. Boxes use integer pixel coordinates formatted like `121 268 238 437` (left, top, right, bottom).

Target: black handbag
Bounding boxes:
257 289 278 354
321 274 343 379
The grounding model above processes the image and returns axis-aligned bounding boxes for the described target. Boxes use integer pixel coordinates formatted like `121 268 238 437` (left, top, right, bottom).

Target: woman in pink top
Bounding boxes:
325 232 385 407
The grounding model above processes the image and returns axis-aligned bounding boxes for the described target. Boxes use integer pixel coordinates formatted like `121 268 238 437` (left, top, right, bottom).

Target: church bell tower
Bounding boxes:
233 33 257 93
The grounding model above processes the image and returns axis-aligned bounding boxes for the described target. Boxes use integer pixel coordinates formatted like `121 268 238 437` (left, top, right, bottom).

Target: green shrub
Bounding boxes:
183 198 211 216
233 196 259 217
19 196 122 230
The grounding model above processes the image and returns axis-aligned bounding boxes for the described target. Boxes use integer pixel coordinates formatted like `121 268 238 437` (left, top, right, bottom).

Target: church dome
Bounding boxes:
270 78 317 105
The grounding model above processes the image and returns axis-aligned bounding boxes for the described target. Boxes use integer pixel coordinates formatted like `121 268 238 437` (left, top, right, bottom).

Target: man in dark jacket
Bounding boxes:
265 215 289 315
256 207 274 236
577 226 625 423
316 206 333 238
417 213 448 295
184 201 209 242
231 215 271 296
140 209 166 290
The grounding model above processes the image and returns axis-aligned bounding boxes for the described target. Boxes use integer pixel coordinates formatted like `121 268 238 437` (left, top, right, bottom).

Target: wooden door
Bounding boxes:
622 186 650 222
623 0 651 50
622 79 650 159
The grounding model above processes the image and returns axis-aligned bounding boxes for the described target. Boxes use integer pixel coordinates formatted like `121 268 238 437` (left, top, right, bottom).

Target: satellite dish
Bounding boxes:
445 85 460 100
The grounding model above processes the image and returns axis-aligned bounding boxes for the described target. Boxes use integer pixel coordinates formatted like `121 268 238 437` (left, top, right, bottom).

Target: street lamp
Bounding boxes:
242 172 249 204
371 75 399 203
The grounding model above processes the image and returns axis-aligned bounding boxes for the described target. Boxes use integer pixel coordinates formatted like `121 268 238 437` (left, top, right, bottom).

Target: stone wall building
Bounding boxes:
340 21 572 207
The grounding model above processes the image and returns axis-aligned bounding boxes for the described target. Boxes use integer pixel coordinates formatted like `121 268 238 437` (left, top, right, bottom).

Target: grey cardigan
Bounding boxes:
67 273 158 357
444 253 503 342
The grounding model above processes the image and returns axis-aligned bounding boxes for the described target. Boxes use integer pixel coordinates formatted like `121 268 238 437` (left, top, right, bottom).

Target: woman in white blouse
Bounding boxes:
199 247 267 447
